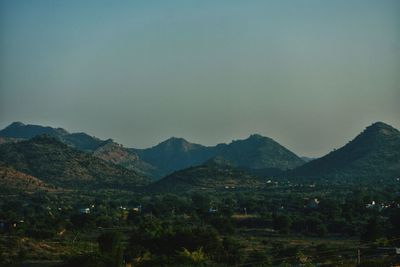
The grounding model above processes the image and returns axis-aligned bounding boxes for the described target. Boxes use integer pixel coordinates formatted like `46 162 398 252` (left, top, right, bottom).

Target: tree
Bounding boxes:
191 193 210 216
360 217 383 243
388 208 400 245
274 214 291 234
178 247 207 265
246 249 272 267
305 216 325 236
97 231 123 267
318 199 340 220
218 237 244 265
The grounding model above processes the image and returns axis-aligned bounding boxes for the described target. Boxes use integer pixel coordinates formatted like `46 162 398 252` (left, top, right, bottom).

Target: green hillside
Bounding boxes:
0 135 150 189
148 157 266 193
286 122 400 181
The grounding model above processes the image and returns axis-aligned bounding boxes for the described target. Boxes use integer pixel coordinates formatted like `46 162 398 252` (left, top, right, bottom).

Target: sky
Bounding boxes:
0 0 399 157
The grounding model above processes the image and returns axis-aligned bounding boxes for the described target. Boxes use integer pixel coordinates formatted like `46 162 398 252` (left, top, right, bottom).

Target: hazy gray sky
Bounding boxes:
1 0 399 157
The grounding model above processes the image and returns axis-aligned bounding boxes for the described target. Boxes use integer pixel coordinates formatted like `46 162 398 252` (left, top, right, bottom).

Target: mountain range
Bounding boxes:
0 122 305 179
0 121 106 151
0 121 399 192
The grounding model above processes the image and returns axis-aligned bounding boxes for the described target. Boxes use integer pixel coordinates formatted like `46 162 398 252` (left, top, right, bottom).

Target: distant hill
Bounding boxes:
286 122 400 181
93 140 157 178
215 134 304 173
0 122 154 177
0 122 106 152
0 122 68 139
135 135 304 178
148 157 266 193
61 132 109 152
134 137 216 178
0 164 55 192
0 136 149 189
0 122 305 179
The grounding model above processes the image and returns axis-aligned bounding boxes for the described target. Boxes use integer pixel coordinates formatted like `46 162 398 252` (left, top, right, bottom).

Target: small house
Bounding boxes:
79 208 90 214
307 198 320 209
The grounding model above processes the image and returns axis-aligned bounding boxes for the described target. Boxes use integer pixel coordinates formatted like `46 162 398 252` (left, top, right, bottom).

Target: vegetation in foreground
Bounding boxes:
1 179 400 266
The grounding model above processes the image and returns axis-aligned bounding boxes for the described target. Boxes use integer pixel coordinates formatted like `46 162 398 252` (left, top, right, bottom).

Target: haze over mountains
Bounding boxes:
0 121 399 193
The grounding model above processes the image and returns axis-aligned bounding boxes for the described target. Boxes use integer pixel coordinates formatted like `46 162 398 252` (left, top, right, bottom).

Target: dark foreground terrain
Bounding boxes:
1 179 400 267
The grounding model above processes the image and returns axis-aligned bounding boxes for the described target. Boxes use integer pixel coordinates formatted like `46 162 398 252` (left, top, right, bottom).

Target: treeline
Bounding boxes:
1 183 400 266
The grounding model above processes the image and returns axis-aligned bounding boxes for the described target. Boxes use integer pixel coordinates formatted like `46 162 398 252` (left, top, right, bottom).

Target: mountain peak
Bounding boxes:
164 137 190 144
369 121 392 127
218 133 304 171
8 121 25 128
248 133 265 140
287 122 400 180
0 122 69 139
234 133 274 145
156 137 199 152
0 122 112 152
365 121 398 136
